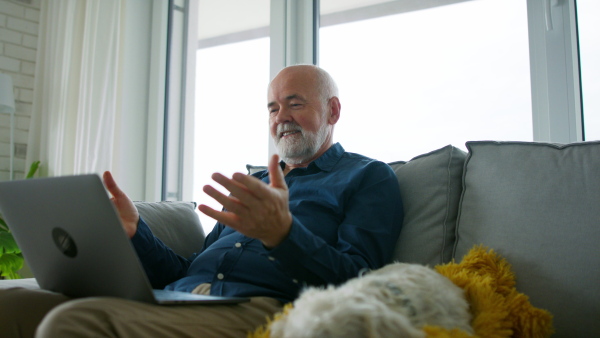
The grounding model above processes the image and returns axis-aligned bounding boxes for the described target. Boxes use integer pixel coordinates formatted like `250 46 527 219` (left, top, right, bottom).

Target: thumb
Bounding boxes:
103 171 126 199
268 154 286 190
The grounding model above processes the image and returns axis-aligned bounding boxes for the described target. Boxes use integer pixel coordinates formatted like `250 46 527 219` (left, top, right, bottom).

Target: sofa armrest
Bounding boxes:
0 278 39 290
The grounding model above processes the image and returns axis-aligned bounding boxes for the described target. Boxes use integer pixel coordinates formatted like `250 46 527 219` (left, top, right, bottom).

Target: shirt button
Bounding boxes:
235 242 242 248
292 279 298 284
217 273 224 280
268 256 276 261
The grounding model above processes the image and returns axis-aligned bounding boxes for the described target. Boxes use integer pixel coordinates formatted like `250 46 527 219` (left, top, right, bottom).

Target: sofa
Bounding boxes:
1 141 598 337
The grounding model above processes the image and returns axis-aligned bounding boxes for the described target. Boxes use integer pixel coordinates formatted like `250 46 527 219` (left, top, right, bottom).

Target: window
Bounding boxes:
193 1 270 233
163 0 188 201
179 0 587 227
320 0 532 161
576 0 600 141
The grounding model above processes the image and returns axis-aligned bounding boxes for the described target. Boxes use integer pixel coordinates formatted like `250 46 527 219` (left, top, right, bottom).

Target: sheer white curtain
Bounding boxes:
26 0 124 177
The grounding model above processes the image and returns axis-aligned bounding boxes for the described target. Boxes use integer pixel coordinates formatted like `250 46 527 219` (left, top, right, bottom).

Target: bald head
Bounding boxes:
269 65 339 105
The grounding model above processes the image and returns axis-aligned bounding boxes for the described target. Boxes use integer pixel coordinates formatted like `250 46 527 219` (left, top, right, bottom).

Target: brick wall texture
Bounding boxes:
0 0 40 181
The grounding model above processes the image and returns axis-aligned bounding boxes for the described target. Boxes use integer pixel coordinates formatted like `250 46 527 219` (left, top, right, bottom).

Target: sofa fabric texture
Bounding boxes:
133 201 204 259
454 141 600 337
389 145 467 266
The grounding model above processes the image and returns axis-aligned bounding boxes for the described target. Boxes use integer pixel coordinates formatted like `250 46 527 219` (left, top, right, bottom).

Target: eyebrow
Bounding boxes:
267 94 306 108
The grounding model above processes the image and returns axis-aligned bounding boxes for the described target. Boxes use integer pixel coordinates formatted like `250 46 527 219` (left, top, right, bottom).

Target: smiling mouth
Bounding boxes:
280 130 301 139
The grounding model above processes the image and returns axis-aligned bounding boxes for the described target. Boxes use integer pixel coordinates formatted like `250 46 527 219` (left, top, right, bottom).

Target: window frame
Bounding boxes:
153 0 198 202
161 0 586 201
527 0 583 142
272 0 584 144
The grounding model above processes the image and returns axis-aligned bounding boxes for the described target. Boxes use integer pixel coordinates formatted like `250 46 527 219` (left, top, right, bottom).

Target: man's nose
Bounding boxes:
275 107 292 124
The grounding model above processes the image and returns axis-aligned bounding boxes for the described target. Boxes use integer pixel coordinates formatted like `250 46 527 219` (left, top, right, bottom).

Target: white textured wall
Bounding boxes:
0 0 40 181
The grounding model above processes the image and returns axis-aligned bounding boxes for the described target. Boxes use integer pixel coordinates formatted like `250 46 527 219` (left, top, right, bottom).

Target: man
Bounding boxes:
0 65 403 337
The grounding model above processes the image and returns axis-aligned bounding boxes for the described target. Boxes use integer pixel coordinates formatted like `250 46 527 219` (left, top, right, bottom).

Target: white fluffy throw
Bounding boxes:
270 263 473 338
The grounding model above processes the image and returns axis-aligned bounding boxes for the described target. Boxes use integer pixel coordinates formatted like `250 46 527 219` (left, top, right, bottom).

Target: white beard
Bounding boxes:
274 121 330 165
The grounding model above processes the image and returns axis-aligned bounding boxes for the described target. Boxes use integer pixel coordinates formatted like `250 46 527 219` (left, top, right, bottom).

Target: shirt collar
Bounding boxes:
280 142 344 173
259 143 345 179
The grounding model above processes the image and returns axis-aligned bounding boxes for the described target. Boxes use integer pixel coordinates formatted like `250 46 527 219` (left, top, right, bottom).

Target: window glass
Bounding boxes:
164 5 186 200
320 0 532 161
576 0 600 141
194 1 269 233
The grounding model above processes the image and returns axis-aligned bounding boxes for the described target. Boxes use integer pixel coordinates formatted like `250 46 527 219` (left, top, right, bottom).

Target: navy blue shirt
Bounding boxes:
131 143 403 303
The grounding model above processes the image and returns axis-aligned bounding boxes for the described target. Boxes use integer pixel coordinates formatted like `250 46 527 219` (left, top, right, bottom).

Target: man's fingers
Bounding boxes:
102 171 139 238
202 184 248 214
198 204 241 228
103 171 115 188
103 171 125 198
212 172 257 202
268 154 287 190
230 172 275 201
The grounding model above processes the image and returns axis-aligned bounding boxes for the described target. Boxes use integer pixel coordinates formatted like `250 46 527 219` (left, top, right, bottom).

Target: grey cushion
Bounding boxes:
246 164 267 175
135 201 205 259
390 145 467 266
454 141 600 337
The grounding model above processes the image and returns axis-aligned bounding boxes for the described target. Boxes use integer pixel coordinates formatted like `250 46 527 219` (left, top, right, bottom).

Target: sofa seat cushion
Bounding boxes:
390 145 467 266
454 141 600 337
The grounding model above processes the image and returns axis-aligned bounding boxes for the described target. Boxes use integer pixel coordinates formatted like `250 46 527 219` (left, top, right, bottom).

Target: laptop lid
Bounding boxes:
0 174 248 305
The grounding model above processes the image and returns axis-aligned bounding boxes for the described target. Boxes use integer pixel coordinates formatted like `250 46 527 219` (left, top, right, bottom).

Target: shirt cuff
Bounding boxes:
130 217 155 256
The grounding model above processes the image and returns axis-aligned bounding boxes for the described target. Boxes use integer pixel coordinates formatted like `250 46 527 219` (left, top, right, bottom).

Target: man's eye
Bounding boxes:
269 109 278 114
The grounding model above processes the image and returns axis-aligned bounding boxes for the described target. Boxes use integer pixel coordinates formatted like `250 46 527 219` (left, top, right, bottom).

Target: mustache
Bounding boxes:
277 122 303 136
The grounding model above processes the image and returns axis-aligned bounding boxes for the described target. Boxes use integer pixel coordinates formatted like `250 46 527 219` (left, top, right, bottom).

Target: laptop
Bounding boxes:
0 174 249 305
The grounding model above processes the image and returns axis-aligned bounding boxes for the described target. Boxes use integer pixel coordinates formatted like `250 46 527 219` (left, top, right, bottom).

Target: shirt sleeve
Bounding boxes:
130 217 192 288
266 161 404 286
130 217 225 289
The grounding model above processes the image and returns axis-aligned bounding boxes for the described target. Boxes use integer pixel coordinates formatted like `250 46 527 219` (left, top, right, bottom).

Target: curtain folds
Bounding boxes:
26 0 123 177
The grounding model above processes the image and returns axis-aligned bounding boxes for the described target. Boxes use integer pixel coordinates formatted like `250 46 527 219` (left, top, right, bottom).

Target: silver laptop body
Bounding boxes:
0 174 248 305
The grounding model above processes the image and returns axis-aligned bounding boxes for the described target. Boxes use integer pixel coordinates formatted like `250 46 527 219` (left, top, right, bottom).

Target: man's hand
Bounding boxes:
198 154 293 248
103 171 139 238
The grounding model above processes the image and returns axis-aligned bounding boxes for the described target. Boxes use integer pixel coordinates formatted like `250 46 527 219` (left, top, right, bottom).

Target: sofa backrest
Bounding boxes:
389 145 467 266
452 141 600 337
392 141 600 337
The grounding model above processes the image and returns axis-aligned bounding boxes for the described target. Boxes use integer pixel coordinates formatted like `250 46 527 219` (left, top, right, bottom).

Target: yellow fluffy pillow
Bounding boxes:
429 245 554 337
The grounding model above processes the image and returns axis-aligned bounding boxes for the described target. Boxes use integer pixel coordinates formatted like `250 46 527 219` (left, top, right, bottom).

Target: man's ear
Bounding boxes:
328 96 341 125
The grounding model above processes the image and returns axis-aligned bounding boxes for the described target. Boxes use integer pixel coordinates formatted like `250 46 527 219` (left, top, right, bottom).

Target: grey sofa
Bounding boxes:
2 141 598 337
